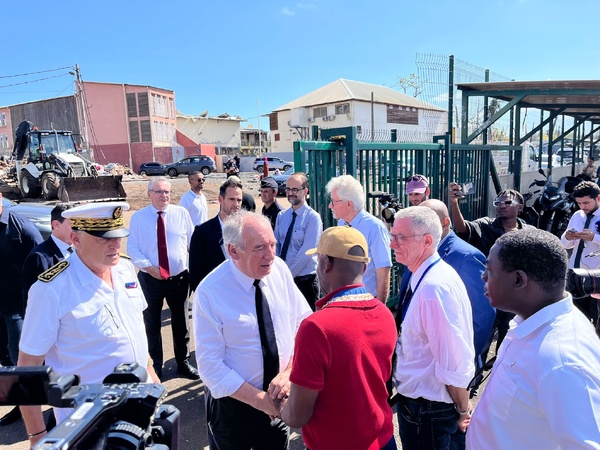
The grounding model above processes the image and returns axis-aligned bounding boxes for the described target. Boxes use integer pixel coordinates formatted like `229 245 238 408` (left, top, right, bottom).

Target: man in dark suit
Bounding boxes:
189 177 243 292
22 204 73 301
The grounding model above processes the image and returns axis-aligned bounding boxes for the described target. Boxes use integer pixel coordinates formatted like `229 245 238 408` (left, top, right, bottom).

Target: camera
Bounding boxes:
0 363 179 450
367 191 403 224
566 268 600 299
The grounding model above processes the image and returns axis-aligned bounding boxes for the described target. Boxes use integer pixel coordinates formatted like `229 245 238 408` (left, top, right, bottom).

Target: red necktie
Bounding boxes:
157 211 170 279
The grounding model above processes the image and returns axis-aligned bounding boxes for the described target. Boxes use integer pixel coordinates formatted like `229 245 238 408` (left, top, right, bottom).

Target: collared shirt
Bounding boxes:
179 189 208 226
337 209 391 297
193 257 312 399
274 203 322 277
560 208 600 269
467 297 600 450
0 209 43 313
127 204 194 276
394 253 475 403
51 234 72 259
20 252 150 422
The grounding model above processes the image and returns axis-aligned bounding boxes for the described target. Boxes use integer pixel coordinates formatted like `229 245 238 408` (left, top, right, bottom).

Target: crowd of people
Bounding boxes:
1 166 599 450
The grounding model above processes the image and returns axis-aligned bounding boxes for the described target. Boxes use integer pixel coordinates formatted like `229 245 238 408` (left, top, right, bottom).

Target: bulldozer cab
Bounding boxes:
29 131 77 169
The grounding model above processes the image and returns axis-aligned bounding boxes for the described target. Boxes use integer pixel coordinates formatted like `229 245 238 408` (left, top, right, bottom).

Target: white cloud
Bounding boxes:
296 2 316 9
281 7 295 15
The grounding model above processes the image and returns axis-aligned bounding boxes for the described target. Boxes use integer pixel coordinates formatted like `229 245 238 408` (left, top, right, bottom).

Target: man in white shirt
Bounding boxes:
468 228 600 449
127 177 198 380
561 180 600 326
391 206 474 450
179 171 208 226
326 175 391 303
194 211 311 449
274 172 323 310
18 202 159 445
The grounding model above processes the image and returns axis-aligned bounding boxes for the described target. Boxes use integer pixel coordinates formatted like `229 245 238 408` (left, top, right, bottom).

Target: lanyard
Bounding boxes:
400 258 441 324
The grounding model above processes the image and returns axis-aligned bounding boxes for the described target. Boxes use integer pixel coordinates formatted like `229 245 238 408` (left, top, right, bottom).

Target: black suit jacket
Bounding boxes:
22 237 65 306
189 216 225 292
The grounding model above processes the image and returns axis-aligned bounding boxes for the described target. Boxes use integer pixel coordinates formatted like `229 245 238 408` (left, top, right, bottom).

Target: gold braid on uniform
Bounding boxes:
71 216 124 232
38 260 70 282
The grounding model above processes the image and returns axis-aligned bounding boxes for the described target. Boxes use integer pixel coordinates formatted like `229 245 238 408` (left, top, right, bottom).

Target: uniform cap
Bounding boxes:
62 202 130 238
260 177 278 189
306 226 370 263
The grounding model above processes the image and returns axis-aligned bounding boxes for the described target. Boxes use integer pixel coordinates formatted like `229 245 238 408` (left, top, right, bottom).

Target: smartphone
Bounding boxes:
567 228 577 233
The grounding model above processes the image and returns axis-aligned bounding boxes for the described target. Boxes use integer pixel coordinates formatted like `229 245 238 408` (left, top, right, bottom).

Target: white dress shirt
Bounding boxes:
560 208 600 269
179 189 208 226
467 297 600 450
193 257 312 399
394 253 475 403
51 234 72 259
127 204 194 276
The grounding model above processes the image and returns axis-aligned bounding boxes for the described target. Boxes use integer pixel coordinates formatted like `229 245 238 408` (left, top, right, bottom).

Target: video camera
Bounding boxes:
0 363 179 450
566 268 600 299
367 191 403 224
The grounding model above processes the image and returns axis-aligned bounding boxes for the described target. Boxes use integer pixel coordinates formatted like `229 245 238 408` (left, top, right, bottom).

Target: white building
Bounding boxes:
176 112 244 154
269 78 447 152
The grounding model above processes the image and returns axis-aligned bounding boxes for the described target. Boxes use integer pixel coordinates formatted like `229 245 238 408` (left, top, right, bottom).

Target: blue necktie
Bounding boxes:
280 211 297 261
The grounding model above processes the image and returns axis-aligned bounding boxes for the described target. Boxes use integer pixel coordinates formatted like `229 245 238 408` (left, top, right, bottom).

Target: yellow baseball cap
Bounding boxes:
306 226 370 263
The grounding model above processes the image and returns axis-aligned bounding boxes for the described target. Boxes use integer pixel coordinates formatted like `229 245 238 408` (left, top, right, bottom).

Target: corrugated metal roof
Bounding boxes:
457 80 600 123
273 78 444 112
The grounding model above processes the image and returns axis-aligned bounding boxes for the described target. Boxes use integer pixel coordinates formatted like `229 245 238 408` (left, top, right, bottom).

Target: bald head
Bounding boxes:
420 199 451 237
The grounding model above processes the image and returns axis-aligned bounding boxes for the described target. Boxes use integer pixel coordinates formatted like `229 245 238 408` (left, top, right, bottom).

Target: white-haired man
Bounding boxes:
391 206 475 449
194 211 311 449
326 175 391 303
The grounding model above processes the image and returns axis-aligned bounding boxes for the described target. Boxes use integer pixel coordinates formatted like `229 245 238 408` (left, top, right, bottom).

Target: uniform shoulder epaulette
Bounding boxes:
38 260 70 282
120 253 131 260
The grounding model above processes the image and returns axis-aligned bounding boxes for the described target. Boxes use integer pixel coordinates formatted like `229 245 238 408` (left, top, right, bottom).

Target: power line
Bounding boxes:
0 66 72 79
0 73 71 89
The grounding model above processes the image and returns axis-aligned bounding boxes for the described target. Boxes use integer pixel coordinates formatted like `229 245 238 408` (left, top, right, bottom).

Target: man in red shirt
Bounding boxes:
279 227 397 450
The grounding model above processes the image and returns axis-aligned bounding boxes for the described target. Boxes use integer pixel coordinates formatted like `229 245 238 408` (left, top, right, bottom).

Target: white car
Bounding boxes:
253 157 293 173
2 197 52 239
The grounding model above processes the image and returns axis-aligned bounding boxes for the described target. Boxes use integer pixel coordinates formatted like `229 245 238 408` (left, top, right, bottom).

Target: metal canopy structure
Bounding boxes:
456 79 600 190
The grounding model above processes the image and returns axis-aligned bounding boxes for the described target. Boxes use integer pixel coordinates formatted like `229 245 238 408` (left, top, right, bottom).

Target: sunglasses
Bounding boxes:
493 199 519 207
406 175 427 183
196 178 205 182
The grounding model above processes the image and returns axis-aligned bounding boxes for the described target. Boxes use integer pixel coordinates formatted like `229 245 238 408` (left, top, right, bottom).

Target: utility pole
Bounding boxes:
74 64 92 161
257 100 262 154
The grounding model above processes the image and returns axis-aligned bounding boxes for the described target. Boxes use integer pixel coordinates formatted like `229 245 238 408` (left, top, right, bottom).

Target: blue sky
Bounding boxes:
2 0 598 130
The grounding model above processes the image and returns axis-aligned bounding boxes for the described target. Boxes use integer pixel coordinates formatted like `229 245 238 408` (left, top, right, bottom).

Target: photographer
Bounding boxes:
17 202 159 445
224 159 239 178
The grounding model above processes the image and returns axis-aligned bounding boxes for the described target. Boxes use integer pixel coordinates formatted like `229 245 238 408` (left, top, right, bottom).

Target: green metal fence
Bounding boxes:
292 126 494 306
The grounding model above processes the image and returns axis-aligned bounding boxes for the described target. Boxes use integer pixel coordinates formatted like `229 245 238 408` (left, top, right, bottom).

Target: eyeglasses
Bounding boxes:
389 233 424 243
150 190 171 195
329 199 345 206
285 187 305 194
493 199 519 207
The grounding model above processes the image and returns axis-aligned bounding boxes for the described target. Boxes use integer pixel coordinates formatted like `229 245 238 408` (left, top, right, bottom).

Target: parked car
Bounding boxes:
253 156 293 173
2 197 52 239
138 162 166 176
165 156 216 177
272 166 295 196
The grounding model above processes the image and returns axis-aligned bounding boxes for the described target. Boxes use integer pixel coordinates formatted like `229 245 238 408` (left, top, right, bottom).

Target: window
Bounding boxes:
274 133 280 141
335 103 349 114
270 113 278 130
313 107 327 118
129 121 140 143
127 94 138 118
387 105 418 125
0 134 8 148
140 120 152 142
0 112 6 127
138 93 150 117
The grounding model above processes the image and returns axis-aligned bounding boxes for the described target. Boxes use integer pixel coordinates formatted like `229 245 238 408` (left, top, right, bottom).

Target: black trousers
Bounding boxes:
205 387 289 450
138 270 191 371
293 274 318 312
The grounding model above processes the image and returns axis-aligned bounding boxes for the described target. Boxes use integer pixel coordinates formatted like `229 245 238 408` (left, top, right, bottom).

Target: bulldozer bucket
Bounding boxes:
59 175 127 203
